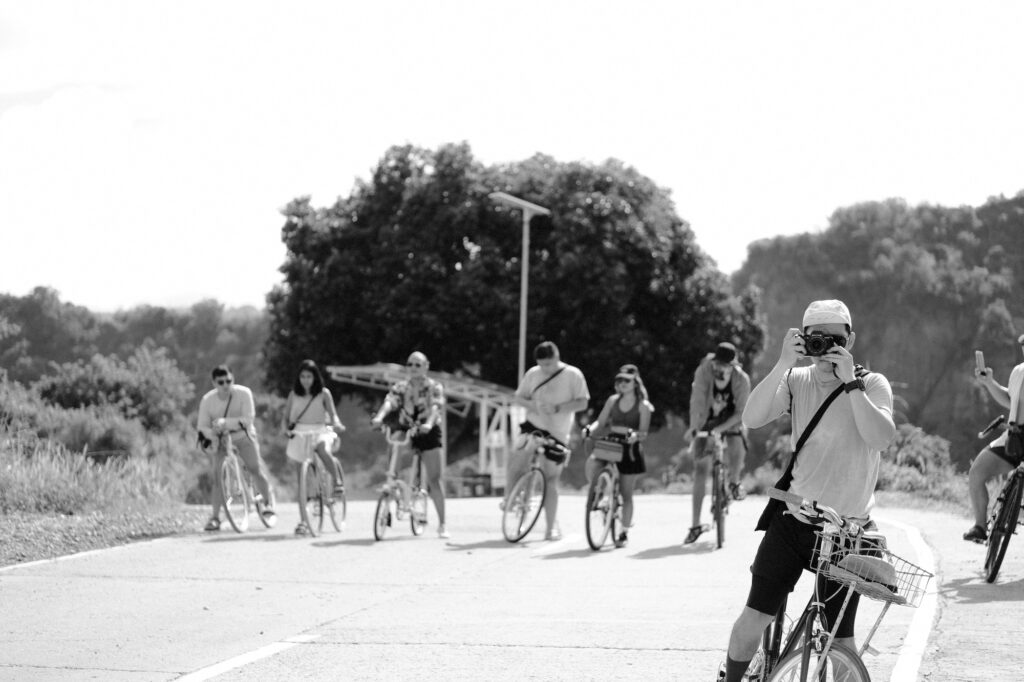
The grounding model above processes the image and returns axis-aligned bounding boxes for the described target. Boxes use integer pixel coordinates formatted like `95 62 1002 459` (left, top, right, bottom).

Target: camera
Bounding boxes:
801 332 838 357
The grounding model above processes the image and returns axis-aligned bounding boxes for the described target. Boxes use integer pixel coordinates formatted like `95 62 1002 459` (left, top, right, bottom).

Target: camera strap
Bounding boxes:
292 395 316 424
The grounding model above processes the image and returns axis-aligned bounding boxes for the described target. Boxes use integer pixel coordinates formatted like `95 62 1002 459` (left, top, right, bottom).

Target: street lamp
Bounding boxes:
488 191 551 382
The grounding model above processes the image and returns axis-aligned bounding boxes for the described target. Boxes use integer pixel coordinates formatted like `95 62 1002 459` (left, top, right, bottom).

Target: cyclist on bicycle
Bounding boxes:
196 365 277 532
583 364 653 548
964 334 1024 543
505 341 590 541
719 300 895 682
283 359 347 536
369 351 449 539
685 342 751 545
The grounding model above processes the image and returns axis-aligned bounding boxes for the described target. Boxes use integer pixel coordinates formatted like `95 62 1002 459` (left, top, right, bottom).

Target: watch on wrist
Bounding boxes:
843 378 866 394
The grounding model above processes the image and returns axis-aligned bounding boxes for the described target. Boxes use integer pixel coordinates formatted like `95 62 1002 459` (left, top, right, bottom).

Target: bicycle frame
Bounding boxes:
695 430 729 547
381 427 425 511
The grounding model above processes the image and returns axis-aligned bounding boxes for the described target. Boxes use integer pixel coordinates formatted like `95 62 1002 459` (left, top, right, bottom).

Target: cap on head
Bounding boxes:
713 342 737 364
802 300 852 330
616 363 639 380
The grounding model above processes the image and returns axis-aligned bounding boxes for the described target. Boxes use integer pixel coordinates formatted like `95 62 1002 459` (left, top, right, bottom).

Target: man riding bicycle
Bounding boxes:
196 365 276 531
718 300 895 682
370 351 449 539
685 342 750 544
964 333 1024 543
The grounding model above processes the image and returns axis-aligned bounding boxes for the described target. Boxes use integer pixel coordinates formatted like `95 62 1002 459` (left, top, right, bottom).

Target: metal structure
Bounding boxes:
325 363 521 489
488 191 551 382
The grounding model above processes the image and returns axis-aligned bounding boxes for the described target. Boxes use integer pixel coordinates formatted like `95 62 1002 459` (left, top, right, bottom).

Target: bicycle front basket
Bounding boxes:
814 530 932 607
590 438 624 463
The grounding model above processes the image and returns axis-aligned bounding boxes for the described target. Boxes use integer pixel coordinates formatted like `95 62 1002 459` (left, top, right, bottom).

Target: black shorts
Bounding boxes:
410 425 442 452
991 444 1024 468
747 507 866 639
616 442 647 475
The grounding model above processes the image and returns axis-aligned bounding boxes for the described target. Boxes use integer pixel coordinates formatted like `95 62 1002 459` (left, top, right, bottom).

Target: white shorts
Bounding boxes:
286 424 338 463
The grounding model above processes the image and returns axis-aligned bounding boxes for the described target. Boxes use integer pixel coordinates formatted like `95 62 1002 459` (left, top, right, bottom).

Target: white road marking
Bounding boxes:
175 634 320 681
873 516 938 682
0 538 169 573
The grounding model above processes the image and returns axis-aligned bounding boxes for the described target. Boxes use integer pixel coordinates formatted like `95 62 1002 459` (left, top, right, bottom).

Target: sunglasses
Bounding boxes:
615 378 634 385
407 362 424 368
215 378 233 386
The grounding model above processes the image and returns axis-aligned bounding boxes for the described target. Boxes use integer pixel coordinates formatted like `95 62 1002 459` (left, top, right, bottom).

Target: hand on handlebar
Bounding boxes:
625 429 638 444
213 418 228 434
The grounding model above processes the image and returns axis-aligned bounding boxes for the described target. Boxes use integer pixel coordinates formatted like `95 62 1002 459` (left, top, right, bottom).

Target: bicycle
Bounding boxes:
501 430 570 543
743 488 932 681
583 430 631 551
215 430 276 533
978 415 1024 583
695 429 730 549
291 430 347 537
373 426 429 541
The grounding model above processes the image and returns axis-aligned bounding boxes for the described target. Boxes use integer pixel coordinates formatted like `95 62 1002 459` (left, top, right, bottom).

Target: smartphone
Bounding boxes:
975 350 986 374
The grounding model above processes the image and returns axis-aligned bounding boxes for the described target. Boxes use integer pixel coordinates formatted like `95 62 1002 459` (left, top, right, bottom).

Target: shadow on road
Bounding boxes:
940 575 1024 603
312 537 378 548
444 539 527 552
630 543 714 560
201 533 294 544
538 547 599 560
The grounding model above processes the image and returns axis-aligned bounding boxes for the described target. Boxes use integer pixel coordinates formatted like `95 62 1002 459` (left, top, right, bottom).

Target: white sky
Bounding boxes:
2 1 1023 312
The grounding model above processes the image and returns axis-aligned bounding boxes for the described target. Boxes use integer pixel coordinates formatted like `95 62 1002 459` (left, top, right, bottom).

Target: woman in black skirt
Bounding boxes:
583 364 653 547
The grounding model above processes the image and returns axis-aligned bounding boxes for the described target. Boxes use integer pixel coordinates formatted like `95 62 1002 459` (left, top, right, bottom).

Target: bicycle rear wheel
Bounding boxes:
220 456 251 533
768 642 869 682
373 492 394 541
985 473 1022 583
502 469 546 542
585 469 616 550
298 459 324 537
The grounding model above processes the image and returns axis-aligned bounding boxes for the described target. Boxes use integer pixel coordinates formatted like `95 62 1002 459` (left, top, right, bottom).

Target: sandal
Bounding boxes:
683 524 707 545
962 524 987 544
294 522 310 536
203 517 221 532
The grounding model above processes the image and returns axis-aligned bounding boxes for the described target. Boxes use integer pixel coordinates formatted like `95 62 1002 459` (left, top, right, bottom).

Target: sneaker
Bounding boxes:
437 524 450 539
963 524 988 544
261 506 277 521
614 531 628 548
729 483 747 501
545 524 563 541
332 483 345 497
684 524 708 545
203 517 221 532
294 522 310 536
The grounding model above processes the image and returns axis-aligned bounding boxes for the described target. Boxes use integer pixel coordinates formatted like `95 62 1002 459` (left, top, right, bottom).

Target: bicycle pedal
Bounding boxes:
863 644 879 657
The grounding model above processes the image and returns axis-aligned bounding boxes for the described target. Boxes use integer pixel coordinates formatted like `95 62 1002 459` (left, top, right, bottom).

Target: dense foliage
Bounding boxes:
266 142 764 421
734 193 1024 467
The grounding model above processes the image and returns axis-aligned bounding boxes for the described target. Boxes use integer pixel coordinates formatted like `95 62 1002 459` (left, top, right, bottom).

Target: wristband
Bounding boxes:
843 379 866 394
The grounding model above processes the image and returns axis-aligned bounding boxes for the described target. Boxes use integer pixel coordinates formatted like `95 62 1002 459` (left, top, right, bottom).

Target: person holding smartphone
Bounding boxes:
964 335 1024 543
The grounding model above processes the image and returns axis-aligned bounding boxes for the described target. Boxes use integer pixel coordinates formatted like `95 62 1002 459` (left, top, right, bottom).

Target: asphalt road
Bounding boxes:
0 493 1019 681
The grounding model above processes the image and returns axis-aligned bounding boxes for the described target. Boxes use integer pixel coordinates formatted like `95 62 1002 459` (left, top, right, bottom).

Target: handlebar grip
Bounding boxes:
979 414 1006 439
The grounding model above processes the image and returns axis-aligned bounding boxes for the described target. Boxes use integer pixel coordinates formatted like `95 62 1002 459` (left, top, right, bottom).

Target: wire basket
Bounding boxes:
813 529 933 607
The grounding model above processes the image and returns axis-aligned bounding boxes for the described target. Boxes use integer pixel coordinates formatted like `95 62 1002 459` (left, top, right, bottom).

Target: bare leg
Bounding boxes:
691 457 710 528
620 473 638 527
420 447 446 525
540 457 563 534
968 448 1013 527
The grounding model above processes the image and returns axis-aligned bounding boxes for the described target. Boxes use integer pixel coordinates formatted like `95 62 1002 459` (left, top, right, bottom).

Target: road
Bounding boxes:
0 494 1020 681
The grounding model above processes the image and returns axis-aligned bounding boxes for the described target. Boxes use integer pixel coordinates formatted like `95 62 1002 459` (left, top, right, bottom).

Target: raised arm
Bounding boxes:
322 388 346 432
743 328 803 429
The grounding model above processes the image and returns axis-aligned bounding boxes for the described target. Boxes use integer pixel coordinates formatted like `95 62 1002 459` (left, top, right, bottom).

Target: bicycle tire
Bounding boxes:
373 492 393 541
298 459 323 538
768 641 869 682
985 473 1022 583
220 456 250 533
502 469 546 543
410 489 428 535
585 469 616 550
332 459 347 529
316 458 340 533
712 462 726 549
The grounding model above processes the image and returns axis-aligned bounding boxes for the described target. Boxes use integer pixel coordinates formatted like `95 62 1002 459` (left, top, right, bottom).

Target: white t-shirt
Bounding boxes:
515 363 590 443
991 363 1024 449
775 366 893 519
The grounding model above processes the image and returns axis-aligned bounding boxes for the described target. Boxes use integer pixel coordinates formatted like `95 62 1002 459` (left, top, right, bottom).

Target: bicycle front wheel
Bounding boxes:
298 459 324 538
585 469 616 550
985 473 1022 583
502 469 546 542
768 642 869 682
373 492 393 541
220 456 251 533
713 462 727 549
410 489 428 535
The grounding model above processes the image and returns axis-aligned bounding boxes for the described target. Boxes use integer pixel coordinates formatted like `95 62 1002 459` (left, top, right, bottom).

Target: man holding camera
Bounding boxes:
963 334 1024 543
717 299 895 682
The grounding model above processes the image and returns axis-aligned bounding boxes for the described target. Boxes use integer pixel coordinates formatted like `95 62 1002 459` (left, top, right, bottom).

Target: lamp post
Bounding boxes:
488 192 551 382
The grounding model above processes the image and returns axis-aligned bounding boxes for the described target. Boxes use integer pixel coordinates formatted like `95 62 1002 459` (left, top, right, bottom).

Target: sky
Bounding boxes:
2 1 1023 312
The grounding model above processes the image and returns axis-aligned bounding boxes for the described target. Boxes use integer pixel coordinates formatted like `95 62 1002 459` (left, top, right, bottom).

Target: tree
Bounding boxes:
266 142 764 422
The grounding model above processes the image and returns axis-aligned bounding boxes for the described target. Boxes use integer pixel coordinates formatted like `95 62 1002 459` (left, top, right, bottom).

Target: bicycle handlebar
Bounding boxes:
767 487 861 535
979 414 1006 439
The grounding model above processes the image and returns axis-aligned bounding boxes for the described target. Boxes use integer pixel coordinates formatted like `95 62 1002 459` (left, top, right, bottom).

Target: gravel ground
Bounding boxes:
0 505 209 567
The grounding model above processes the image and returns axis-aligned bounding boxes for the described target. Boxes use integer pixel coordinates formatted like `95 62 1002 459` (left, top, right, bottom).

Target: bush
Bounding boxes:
35 345 194 431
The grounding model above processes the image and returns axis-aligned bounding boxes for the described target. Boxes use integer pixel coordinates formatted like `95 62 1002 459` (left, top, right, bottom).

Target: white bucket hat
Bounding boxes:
803 299 852 329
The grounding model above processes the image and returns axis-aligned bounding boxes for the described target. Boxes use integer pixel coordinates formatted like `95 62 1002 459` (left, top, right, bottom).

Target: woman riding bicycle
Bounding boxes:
282 359 347 536
583 364 653 548
369 351 449 539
